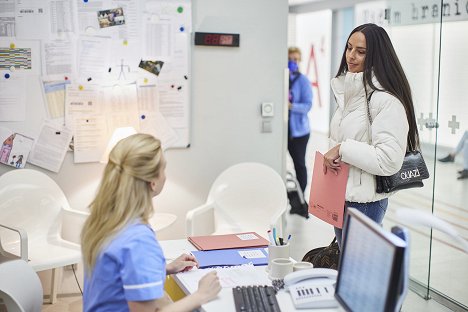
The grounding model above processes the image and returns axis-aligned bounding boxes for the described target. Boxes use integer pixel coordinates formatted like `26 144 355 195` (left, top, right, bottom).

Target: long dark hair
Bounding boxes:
336 23 419 150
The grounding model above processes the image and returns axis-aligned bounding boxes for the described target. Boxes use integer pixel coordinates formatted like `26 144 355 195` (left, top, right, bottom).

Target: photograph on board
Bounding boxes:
97 8 125 28
139 60 164 76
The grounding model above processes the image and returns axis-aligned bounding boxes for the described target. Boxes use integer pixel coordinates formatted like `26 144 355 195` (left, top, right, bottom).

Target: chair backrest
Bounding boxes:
0 169 70 254
0 259 43 312
207 163 287 234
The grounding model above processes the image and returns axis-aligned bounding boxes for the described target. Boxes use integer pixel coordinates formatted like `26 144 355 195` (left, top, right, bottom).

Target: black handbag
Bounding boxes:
302 238 340 270
367 92 429 193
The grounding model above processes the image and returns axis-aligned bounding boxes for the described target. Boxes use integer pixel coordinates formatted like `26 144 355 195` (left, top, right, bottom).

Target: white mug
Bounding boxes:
269 258 293 280
293 261 314 272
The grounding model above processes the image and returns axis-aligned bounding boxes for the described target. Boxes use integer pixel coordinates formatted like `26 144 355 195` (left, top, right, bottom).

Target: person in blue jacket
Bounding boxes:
288 47 313 192
81 133 221 312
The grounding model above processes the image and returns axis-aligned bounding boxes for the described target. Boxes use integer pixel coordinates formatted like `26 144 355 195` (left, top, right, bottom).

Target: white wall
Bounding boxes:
0 0 288 295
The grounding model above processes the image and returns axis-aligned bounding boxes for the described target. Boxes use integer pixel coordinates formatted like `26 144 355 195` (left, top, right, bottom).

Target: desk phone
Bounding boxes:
284 268 338 309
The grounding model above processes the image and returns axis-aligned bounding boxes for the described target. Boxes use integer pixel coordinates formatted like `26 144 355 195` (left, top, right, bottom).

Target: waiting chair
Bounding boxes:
0 259 43 312
0 169 89 303
186 162 287 237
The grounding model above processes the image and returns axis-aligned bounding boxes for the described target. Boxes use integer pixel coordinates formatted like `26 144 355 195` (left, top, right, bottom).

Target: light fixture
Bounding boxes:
100 126 137 163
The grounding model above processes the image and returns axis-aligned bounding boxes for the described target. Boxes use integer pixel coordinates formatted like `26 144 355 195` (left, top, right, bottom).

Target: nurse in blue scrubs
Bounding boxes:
81 133 221 312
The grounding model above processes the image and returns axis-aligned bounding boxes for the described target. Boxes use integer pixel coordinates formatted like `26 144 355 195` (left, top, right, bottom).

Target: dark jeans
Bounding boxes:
334 198 388 250
288 133 310 193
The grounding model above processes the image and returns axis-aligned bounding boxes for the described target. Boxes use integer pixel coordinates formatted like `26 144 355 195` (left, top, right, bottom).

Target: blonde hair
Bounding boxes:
288 47 302 61
81 133 164 270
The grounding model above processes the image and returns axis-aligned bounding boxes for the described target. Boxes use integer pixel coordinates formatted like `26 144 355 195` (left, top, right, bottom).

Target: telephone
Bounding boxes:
284 268 338 309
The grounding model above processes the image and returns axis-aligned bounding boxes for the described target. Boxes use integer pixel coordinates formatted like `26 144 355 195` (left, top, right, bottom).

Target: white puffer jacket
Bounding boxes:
330 72 409 203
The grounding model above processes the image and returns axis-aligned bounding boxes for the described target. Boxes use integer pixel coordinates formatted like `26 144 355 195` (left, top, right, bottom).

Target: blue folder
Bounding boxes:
191 247 268 268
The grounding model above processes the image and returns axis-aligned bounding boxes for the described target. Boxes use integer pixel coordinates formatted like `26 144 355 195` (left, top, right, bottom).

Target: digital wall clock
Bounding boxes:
194 32 240 47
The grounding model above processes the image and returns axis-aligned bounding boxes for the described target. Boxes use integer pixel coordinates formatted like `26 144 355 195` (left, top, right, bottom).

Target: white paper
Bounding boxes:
42 39 76 76
102 83 140 131
28 121 73 172
0 38 41 75
158 82 188 128
237 233 260 241
64 83 101 127
0 0 16 37
143 13 172 59
49 0 76 37
15 0 50 39
238 250 266 259
76 0 103 35
0 127 33 169
0 75 25 121
78 36 111 82
72 114 107 163
177 265 271 294
137 84 178 149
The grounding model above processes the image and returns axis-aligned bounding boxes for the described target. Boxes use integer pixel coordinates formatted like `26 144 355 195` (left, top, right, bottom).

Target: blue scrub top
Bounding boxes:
83 221 166 312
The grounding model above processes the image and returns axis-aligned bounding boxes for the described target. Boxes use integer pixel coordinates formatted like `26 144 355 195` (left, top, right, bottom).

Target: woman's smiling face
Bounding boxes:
346 31 366 73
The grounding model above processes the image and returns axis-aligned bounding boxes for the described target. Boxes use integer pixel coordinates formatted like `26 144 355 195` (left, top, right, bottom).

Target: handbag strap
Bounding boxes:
366 91 414 153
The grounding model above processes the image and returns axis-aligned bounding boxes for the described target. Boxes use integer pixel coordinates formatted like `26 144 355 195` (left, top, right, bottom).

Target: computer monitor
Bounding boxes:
335 208 408 312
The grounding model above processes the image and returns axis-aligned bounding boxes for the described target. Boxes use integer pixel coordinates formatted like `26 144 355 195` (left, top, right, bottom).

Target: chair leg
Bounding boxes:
49 268 59 304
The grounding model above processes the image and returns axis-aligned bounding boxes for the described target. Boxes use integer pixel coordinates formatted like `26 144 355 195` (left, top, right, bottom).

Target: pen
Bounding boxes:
267 230 275 245
272 228 277 246
286 234 292 245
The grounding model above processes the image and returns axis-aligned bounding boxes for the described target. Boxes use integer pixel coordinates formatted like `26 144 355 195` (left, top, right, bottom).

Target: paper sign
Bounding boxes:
238 250 266 259
237 233 259 241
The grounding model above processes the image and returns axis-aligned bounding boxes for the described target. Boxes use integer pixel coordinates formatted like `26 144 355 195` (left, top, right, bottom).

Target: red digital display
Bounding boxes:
195 32 239 47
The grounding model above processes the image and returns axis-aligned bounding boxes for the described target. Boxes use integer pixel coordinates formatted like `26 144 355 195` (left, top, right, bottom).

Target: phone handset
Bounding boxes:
284 268 339 309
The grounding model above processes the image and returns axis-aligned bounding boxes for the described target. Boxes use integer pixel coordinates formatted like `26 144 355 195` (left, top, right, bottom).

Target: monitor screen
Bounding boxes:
335 208 407 312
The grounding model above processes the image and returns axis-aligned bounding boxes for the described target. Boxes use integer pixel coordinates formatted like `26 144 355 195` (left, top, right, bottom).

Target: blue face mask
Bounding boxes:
288 60 299 73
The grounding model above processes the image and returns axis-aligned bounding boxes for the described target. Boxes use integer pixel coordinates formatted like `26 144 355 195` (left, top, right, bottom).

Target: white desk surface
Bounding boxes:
159 239 345 312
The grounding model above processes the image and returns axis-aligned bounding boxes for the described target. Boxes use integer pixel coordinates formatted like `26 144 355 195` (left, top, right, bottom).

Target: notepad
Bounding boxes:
309 151 349 228
191 248 268 268
188 232 269 251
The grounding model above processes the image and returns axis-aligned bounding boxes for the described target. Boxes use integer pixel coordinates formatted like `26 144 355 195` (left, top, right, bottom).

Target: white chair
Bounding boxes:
0 169 89 303
0 259 43 312
186 162 287 237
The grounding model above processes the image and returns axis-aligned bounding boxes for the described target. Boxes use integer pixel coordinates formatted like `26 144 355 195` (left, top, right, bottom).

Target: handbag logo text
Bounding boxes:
401 168 421 180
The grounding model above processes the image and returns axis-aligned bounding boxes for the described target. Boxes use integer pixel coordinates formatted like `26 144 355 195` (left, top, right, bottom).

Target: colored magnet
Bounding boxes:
123 39 128 46
143 78 148 84
64 76 69 80
179 26 185 32
177 6 183 13
9 66 15 71
9 43 15 49
141 115 146 120
4 73 10 79
87 77 92 81
79 85 84 90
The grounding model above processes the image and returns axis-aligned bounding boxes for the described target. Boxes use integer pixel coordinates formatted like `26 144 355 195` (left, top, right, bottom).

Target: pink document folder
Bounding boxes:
308 151 349 229
188 232 269 251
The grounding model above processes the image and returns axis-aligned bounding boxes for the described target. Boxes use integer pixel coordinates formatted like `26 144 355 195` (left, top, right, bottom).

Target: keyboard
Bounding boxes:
232 285 281 312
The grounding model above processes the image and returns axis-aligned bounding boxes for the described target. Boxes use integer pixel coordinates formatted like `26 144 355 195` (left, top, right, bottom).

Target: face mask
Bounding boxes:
288 60 298 73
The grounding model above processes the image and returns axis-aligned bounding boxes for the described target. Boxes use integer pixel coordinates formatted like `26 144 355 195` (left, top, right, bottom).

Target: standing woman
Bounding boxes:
81 134 221 311
288 47 313 192
323 24 419 248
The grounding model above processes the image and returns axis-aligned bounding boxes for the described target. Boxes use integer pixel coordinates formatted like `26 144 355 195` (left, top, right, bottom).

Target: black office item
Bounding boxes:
233 285 281 312
194 32 240 47
334 208 408 312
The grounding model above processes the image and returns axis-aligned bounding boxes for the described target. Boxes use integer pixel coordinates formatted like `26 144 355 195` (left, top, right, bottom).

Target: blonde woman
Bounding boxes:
81 134 221 311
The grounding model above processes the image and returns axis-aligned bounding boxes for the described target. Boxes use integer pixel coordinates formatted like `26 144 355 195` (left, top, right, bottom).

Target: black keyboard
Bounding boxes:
232 285 281 312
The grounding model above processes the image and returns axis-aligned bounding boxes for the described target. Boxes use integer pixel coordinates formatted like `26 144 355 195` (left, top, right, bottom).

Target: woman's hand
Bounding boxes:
195 271 221 304
323 144 341 175
166 253 199 275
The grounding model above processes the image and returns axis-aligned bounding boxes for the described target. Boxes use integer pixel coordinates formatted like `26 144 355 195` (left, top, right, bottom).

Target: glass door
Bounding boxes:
430 10 468 308
383 0 468 309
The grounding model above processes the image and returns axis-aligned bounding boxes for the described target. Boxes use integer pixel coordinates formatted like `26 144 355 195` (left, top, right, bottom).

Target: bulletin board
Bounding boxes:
0 0 191 173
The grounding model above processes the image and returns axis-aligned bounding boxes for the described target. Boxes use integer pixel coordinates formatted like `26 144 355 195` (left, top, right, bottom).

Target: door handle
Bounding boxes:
425 121 439 129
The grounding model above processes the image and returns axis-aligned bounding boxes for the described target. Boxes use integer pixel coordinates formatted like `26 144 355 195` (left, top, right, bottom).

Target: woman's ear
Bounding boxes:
149 180 157 192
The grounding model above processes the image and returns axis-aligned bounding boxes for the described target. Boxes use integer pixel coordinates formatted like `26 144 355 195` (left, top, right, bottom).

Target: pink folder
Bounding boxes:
308 151 349 229
188 232 270 251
